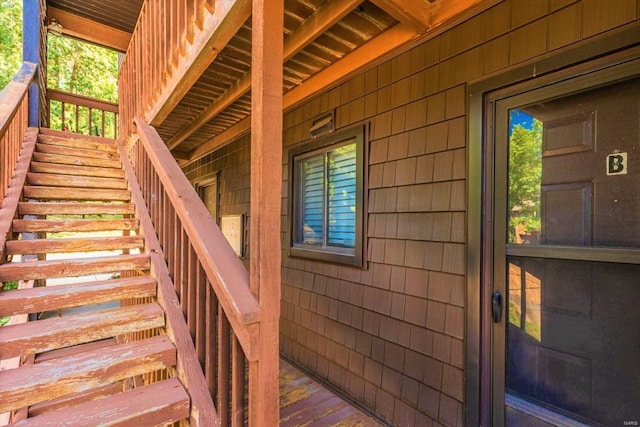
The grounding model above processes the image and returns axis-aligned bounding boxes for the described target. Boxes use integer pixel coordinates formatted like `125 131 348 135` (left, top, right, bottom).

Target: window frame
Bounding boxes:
288 124 366 267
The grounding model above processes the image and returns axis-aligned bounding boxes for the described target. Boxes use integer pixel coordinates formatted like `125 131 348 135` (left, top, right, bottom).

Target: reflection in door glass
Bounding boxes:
508 110 542 244
507 257 640 425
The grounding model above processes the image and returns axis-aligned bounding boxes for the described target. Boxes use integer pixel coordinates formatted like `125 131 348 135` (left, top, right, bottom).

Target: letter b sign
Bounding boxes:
607 152 628 176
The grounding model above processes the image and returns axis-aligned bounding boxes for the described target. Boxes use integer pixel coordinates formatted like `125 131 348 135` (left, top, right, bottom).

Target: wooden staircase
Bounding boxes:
0 130 197 425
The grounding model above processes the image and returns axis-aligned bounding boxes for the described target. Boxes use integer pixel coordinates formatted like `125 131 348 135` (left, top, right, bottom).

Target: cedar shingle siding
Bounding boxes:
183 0 640 424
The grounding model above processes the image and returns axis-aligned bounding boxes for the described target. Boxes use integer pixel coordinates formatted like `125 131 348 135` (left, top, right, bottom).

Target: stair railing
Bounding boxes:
118 0 251 136
0 62 38 424
118 0 221 139
122 116 260 426
46 89 119 139
0 62 37 207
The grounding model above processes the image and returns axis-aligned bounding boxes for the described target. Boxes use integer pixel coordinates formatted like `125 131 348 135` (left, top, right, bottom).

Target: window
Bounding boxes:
290 125 365 266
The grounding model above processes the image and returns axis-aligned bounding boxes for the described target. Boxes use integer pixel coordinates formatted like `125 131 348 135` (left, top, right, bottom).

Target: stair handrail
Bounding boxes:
46 89 119 139
131 117 260 359
0 62 36 136
0 62 37 206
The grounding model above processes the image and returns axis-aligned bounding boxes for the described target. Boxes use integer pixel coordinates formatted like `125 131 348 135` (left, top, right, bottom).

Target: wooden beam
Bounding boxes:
185 116 250 163
369 0 431 32
283 0 365 61
248 0 283 425
171 149 191 161
166 73 251 150
167 0 362 150
430 0 481 27
283 23 418 111
146 0 252 127
47 7 131 52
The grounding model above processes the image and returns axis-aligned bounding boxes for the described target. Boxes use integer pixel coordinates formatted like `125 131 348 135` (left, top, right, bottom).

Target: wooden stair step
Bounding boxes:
6 235 144 255
13 218 138 233
0 253 150 281
16 378 189 427
0 276 156 317
30 161 124 178
35 338 119 363
18 201 135 216
28 381 124 417
37 134 118 153
39 127 117 142
0 335 176 413
27 172 128 190
36 142 118 161
32 151 121 169
23 186 130 201
0 302 165 359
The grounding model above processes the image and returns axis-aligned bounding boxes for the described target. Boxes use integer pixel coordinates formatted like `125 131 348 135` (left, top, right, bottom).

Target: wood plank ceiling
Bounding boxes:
47 0 144 33
45 0 484 161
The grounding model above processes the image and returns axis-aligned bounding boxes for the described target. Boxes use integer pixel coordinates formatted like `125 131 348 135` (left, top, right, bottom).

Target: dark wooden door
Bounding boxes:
489 61 640 426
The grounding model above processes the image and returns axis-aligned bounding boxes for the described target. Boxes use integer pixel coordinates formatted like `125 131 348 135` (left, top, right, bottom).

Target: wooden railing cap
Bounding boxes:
0 62 37 137
132 117 260 326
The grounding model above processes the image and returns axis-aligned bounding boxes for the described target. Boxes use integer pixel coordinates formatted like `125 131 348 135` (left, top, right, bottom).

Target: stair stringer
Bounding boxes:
119 142 219 427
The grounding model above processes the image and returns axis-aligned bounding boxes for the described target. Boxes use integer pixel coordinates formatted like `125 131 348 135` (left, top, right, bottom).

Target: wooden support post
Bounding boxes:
249 0 283 425
23 0 41 127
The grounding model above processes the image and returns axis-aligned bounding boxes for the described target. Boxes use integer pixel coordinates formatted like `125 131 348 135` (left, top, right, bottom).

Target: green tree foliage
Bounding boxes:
0 1 119 136
0 0 23 89
47 34 119 136
508 117 542 242
47 34 118 102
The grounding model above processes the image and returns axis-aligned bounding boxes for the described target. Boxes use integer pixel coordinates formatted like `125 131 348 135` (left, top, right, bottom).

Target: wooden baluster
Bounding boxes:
187 243 197 343
150 0 156 99
179 227 192 320
178 1 186 55
164 0 171 83
195 0 204 30
171 0 179 67
194 251 206 367
186 0 195 42
204 281 217 396
217 307 230 426
231 336 245 427
101 110 105 137
140 10 146 113
61 101 65 130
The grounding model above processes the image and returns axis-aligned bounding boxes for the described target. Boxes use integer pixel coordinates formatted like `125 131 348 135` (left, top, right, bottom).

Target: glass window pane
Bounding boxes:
300 155 324 245
507 256 640 425
508 78 640 248
508 109 542 244
327 143 356 247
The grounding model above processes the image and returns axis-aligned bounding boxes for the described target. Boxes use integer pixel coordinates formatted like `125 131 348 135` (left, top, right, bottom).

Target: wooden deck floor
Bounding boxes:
279 359 383 426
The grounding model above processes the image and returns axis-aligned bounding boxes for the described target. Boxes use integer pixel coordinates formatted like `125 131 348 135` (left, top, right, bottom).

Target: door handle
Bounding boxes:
492 291 503 323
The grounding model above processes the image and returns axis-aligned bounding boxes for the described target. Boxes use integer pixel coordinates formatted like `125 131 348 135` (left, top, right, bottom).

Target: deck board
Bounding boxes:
279 359 383 426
